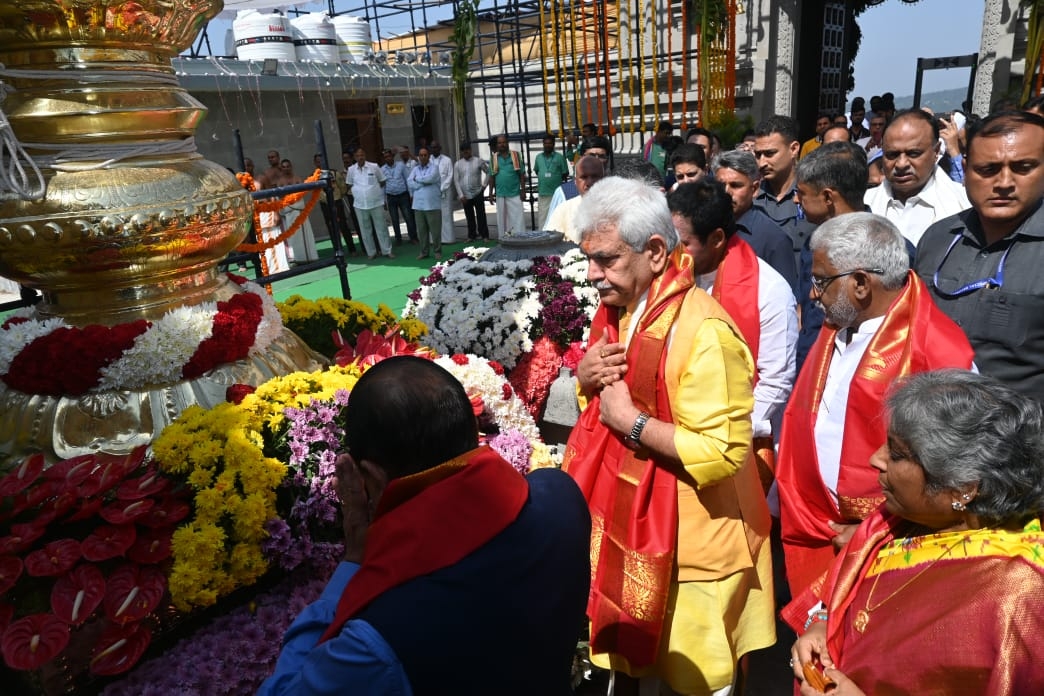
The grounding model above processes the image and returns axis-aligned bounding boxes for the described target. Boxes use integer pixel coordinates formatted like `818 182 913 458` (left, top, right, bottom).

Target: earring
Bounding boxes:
962 493 971 500
951 500 966 512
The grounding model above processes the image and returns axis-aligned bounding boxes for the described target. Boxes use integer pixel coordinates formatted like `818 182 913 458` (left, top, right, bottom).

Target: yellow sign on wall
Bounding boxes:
386 103 406 115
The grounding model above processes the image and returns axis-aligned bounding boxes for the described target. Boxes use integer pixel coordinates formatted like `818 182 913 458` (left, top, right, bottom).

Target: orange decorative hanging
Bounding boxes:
237 188 322 254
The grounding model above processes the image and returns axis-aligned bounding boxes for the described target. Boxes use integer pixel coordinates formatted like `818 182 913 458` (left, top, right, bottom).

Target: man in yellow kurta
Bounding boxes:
564 176 775 695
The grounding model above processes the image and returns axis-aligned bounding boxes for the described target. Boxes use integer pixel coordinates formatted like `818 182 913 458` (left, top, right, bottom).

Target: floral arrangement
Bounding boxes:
277 294 428 359
0 290 553 689
0 275 282 397
404 247 598 370
99 556 340 696
150 365 362 611
0 447 190 679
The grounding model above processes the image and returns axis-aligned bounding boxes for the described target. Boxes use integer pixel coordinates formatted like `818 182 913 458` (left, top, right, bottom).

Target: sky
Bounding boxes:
850 0 986 107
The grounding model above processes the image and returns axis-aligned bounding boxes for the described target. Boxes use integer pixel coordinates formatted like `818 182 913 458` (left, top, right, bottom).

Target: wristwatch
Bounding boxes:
625 412 651 450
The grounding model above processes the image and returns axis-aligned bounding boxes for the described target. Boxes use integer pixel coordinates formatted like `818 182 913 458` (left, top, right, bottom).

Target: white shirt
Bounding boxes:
454 156 489 199
433 153 454 193
546 196 583 243
812 315 886 506
345 161 386 210
697 258 798 440
855 136 881 161
864 167 971 246
545 185 568 221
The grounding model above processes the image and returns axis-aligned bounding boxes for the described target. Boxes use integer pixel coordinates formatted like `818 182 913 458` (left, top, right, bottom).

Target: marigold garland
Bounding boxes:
234 169 324 256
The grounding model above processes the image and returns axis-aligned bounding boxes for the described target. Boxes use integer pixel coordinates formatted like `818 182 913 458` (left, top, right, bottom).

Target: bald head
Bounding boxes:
575 155 607 195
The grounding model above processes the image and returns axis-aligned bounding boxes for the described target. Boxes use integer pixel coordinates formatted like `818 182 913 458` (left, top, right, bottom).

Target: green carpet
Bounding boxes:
268 239 482 316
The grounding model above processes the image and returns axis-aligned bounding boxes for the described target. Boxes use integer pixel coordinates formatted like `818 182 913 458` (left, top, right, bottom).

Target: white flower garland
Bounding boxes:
434 354 540 441
0 280 283 393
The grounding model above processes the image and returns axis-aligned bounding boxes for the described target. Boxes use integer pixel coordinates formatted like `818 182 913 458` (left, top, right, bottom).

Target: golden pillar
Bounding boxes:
0 0 323 467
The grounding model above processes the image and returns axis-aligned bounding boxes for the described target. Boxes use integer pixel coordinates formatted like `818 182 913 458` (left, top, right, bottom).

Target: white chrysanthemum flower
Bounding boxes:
245 281 284 353
98 304 217 391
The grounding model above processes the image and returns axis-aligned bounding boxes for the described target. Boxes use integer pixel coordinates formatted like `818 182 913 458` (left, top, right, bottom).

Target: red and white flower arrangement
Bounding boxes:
0 275 283 397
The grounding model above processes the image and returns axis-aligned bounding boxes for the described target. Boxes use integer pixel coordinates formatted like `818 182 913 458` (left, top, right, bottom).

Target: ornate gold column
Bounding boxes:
0 0 324 467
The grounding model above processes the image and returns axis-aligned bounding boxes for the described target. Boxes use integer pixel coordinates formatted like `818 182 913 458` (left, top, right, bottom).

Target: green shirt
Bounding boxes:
645 141 667 177
493 153 522 197
533 151 569 196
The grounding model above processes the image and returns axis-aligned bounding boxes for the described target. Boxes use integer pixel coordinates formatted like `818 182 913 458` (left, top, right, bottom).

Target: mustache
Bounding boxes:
593 281 614 291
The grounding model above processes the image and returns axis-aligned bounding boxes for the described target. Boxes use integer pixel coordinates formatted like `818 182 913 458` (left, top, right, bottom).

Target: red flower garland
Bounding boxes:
182 293 263 380
5 322 150 396
508 335 565 420
1 274 267 398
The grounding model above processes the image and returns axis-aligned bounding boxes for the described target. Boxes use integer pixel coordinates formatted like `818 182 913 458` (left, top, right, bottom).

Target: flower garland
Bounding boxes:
0 275 282 397
404 247 599 370
235 169 324 255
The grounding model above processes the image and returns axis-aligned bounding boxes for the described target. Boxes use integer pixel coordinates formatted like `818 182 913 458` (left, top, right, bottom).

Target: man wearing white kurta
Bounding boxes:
864 110 970 246
431 140 456 244
346 148 394 260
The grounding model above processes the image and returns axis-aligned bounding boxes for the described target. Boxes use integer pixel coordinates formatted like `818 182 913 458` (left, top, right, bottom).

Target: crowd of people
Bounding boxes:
256 96 1044 695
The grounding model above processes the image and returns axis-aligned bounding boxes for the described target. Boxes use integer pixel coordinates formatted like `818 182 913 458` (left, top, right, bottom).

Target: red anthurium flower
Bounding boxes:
99 498 155 525
77 447 147 497
51 564 105 626
42 453 98 491
33 491 78 528
468 393 485 418
14 479 63 513
0 453 45 497
115 470 170 501
64 497 105 523
136 496 190 529
81 525 136 562
24 539 82 577
0 603 13 633
89 621 151 676
103 564 165 624
126 528 173 564
0 523 46 555
0 556 23 596
225 383 256 405
1 613 70 671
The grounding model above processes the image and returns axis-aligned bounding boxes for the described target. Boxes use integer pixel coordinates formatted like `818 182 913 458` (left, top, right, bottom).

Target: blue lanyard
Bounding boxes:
932 233 1015 299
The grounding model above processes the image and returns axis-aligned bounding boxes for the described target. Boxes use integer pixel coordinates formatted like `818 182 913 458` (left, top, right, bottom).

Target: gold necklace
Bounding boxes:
852 534 967 633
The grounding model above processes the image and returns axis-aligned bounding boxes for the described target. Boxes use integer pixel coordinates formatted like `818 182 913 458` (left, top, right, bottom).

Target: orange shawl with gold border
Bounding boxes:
777 272 974 594
563 248 694 668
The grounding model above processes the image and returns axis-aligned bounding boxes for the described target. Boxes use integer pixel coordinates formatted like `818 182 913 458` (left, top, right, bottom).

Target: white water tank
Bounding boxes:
233 10 296 63
333 15 372 64
291 13 339 63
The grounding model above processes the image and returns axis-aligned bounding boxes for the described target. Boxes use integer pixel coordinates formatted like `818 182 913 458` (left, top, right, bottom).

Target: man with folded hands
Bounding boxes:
260 357 591 695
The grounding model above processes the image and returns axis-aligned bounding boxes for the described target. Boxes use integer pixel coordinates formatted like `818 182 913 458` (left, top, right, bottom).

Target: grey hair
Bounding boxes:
710 149 759 180
809 212 908 289
887 370 1044 527
575 176 678 252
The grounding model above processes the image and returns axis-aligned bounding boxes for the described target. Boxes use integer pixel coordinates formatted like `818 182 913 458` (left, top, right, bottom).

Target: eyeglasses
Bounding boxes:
932 233 1014 298
810 268 885 294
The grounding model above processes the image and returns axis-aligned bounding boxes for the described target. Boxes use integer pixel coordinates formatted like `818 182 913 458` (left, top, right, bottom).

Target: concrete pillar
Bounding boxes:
973 0 1020 115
